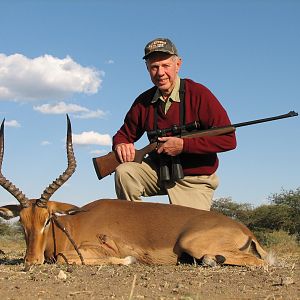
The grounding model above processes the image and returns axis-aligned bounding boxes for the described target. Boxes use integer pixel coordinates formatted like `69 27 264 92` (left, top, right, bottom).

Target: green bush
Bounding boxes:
211 197 253 226
213 187 300 239
248 204 295 233
0 219 23 238
268 188 300 235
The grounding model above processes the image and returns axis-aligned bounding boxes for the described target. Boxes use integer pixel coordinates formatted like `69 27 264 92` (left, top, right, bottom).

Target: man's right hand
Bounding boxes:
115 143 135 163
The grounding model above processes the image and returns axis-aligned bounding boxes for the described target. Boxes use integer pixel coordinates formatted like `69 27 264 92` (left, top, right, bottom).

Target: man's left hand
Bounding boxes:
157 137 183 156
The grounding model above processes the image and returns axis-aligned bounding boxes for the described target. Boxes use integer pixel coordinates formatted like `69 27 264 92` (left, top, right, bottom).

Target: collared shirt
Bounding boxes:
151 75 181 114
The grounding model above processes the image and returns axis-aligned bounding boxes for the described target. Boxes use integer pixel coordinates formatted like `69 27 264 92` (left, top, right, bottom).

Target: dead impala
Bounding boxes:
0 116 270 269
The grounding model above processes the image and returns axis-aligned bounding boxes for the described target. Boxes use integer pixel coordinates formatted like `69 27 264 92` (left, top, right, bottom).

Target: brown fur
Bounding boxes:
0 199 268 267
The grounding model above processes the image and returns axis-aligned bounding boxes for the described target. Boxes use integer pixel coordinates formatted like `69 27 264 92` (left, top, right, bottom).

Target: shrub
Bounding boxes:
268 188 300 235
248 204 295 233
0 219 23 239
213 187 300 238
211 197 253 226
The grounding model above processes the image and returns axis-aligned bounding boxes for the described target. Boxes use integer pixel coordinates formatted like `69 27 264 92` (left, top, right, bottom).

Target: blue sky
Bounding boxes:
0 0 299 208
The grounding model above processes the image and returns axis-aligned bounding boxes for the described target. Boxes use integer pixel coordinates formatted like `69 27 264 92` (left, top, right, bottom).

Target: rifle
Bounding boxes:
92 111 298 180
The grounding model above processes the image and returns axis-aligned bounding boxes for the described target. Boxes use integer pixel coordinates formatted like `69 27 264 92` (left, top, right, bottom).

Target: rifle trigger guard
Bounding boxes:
155 140 159 151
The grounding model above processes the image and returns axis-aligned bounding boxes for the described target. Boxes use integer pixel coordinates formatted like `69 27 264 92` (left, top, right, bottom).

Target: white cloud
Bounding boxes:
5 120 21 127
33 101 108 119
74 109 108 119
90 149 109 155
34 101 88 114
105 59 114 64
0 53 104 101
72 131 111 146
41 140 51 146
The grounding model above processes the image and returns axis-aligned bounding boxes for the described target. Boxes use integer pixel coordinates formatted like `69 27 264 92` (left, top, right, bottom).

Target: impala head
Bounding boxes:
0 116 77 268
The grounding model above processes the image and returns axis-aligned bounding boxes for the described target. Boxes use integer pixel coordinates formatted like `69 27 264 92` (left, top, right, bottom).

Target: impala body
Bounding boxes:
0 117 268 268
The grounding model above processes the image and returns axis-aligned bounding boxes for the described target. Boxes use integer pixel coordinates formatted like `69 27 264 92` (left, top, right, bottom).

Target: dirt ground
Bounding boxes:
0 239 299 300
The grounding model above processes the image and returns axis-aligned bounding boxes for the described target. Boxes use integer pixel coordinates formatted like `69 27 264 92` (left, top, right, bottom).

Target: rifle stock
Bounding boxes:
92 126 235 180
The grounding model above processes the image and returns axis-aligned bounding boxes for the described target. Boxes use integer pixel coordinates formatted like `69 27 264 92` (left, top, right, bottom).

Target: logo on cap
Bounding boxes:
143 38 178 59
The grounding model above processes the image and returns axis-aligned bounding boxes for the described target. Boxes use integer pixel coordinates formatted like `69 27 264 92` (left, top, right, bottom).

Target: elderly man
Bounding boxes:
112 38 236 210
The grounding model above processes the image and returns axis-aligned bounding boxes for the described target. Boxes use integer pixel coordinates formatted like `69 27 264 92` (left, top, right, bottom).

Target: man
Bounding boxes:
113 38 236 210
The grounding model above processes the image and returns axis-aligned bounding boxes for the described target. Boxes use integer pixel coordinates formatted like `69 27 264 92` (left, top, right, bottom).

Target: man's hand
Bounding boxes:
157 137 183 156
115 143 135 163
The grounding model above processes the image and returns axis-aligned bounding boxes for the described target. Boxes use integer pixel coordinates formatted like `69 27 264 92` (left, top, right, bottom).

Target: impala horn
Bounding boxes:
37 115 77 207
0 119 30 208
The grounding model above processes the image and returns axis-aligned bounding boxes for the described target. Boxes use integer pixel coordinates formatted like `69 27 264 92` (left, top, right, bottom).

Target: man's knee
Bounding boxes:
115 162 137 181
115 163 143 201
115 162 128 180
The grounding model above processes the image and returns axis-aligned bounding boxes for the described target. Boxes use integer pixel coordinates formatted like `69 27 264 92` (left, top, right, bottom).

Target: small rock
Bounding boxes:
57 270 67 280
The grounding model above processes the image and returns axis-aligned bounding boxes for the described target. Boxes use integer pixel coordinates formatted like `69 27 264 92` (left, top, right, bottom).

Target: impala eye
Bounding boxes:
45 218 51 227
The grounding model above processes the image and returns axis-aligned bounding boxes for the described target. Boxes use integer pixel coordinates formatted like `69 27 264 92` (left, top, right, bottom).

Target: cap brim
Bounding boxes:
143 50 176 60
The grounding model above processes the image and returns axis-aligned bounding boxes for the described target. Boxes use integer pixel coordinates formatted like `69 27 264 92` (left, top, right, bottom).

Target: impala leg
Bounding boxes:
56 242 137 266
207 251 265 267
57 238 137 265
176 231 266 267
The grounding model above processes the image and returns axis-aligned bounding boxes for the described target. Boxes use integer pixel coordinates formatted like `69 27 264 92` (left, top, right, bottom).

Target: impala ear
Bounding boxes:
47 201 79 215
0 205 21 220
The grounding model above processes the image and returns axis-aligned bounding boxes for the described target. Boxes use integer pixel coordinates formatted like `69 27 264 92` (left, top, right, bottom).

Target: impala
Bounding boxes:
0 116 270 269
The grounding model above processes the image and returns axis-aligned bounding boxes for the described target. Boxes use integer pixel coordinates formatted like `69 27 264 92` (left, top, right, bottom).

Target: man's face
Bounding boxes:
146 53 182 96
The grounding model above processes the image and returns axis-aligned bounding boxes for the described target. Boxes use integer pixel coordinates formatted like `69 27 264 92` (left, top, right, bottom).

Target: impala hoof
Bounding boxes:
24 263 32 272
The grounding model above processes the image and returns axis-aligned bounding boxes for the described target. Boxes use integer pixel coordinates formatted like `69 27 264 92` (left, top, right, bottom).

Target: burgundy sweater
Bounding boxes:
113 79 237 175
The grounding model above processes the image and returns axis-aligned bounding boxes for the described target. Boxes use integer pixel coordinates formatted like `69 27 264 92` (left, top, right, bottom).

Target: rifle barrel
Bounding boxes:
233 111 298 128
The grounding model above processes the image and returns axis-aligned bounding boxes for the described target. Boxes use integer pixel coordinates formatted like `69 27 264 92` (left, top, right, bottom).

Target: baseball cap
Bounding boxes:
143 38 178 59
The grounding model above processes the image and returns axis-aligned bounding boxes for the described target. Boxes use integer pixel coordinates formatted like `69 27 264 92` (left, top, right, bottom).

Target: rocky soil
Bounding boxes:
0 240 299 299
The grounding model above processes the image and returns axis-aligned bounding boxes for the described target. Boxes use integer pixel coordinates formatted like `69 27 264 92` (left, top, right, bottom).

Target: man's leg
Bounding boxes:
115 159 165 201
165 173 219 210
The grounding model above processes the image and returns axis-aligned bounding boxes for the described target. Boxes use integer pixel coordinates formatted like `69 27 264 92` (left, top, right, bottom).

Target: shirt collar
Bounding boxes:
151 75 181 103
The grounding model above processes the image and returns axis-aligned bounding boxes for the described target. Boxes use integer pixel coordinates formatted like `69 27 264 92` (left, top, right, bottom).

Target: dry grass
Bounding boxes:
262 230 299 265
0 234 25 259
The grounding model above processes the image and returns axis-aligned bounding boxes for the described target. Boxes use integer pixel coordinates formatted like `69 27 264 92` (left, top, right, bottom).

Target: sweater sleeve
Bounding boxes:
182 82 237 154
113 86 157 150
112 101 145 149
